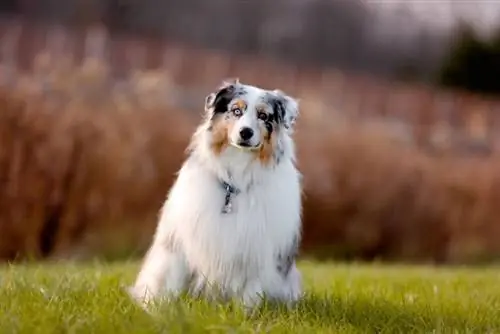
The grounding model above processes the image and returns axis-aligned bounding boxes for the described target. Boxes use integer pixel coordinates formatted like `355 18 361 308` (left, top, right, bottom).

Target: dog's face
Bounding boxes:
204 79 299 162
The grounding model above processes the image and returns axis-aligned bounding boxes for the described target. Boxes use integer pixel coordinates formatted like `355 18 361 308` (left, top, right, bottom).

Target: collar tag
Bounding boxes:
221 180 239 214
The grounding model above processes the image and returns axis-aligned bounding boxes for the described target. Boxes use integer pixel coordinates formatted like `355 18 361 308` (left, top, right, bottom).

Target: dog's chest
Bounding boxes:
187 182 287 251
176 165 301 274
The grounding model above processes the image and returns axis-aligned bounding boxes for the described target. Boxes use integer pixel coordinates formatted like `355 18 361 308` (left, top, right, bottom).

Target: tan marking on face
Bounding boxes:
232 99 247 111
210 114 234 155
257 123 278 165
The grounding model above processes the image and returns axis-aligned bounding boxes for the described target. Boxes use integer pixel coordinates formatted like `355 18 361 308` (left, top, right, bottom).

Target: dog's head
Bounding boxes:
203 79 299 163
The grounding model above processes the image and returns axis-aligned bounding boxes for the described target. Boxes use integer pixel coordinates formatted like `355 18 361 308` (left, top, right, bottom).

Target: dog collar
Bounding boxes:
220 178 240 214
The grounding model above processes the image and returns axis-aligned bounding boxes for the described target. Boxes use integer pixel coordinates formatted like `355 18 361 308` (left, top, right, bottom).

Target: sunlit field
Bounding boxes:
1 260 500 333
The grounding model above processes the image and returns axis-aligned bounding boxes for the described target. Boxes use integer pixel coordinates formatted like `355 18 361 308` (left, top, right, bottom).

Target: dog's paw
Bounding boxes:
126 285 157 310
127 285 147 301
241 281 265 310
282 267 304 305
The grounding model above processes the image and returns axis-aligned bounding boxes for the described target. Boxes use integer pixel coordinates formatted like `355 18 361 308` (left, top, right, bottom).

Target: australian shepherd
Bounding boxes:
128 79 303 309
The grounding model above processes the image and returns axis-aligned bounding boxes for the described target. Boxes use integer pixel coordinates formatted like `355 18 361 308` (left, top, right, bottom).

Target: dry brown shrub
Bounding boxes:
298 121 500 263
1 51 500 263
0 83 195 261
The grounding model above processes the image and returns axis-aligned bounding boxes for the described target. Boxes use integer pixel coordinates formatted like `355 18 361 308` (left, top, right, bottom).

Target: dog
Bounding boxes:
128 79 303 309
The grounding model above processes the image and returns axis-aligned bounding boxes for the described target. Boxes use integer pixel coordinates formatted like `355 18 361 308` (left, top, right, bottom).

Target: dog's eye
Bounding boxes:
232 108 242 116
257 112 268 121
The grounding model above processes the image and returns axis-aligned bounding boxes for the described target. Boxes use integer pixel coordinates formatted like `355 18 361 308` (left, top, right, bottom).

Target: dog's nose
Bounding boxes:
239 127 254 141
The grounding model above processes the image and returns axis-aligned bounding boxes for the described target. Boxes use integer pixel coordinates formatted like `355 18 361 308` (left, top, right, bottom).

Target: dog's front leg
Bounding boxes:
242 262 303 309
281 262 303 305
241 279 265 309
241 265 285 309
128 238 189 307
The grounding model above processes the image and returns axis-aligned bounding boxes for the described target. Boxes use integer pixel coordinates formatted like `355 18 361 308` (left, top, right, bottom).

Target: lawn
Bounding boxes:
1 260 499 333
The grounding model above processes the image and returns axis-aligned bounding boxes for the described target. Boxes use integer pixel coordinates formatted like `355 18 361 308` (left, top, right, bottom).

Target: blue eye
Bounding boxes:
232 108 242 116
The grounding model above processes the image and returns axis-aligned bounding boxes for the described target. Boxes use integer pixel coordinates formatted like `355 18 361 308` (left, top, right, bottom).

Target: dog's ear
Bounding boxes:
272 89 300 132
204 78 240 116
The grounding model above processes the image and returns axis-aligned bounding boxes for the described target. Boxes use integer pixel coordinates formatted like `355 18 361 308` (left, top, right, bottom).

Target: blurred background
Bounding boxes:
0 0 500 264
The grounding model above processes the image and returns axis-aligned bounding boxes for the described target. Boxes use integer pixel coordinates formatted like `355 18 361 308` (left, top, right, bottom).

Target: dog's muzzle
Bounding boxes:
232 127 261 150
231 141 261 150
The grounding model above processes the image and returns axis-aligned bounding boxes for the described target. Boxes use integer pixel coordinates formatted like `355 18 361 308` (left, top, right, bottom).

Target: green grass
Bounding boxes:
1 260 500 333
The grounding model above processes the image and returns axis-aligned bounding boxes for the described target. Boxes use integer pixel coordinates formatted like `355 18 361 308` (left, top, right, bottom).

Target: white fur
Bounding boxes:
129 81 303 309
